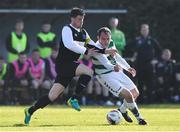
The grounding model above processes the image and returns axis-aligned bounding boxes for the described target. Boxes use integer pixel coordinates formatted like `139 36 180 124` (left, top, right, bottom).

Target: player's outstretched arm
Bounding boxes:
115 53 136 77
62 26 87 54
86 44 117 55
95 54 116 71
115 53 131 71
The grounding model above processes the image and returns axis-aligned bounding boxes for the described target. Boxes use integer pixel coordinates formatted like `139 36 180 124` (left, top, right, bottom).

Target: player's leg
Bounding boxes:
130 88 140 100
30 83 64 113
97 72 147 125
117 71 139 99
118 72 147 125
75 63 93 95
67 63 93 111
96 73 133 122
24 83 64 125
119 88 147 125
24 75 71 125
122 95 146 125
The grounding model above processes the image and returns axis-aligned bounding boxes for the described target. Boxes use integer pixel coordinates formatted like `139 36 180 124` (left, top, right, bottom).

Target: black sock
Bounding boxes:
71 75 91 99
130 107 140 119
28 95 52 115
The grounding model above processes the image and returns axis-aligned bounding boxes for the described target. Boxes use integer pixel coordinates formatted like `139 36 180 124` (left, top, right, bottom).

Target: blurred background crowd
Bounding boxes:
0 0 180 105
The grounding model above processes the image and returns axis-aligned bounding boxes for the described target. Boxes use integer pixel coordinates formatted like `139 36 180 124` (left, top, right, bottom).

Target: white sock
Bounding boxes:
119 99 127 113
126 101 135 109
126 102 142 120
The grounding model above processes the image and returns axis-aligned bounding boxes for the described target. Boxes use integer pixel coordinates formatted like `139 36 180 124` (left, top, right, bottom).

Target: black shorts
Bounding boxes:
54 61 79 87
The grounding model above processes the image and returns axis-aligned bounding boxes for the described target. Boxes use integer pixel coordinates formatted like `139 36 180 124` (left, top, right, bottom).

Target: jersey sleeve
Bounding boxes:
95 54 114 70
62 26 87 54
84 30 94 44
114 53 131 71
84 30 106 54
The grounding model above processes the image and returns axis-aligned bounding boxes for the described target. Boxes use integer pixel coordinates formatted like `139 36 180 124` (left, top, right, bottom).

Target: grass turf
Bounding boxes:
0 104 180 131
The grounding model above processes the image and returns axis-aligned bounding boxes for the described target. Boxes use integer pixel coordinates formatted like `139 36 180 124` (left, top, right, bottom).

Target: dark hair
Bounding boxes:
97 27 111 37
15 19 24 24
70 7 85 18
141 23 149 28
42 20 51 25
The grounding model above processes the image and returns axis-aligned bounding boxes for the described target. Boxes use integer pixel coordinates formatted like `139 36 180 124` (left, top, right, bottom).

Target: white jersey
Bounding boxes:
92 41 131 75
93 41 136 97
92 41 114 75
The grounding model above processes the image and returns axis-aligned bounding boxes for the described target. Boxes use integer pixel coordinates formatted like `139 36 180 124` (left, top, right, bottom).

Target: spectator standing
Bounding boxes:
133 24 162 103
6 19 29 63
37 21 57 58
109 17 126 55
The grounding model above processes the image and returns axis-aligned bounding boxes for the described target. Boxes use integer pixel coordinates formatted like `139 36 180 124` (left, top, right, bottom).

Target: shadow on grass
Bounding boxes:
0 123 135 127
0 123 27 127
38 123 136 127
39 124 76 127
36 123 139 127
39 124 110 127
13 123 27 127
0 124 75 127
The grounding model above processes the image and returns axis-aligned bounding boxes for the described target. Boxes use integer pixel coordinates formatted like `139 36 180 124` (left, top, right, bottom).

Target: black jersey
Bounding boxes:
56 25 87 66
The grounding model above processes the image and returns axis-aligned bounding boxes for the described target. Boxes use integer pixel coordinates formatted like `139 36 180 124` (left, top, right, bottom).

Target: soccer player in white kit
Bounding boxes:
92 27 147 125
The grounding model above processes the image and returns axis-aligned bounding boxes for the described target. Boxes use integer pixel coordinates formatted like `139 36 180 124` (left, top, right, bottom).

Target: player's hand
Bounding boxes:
105 49 117 56
114 64 121 72
128 67 136 77
87 48 100 56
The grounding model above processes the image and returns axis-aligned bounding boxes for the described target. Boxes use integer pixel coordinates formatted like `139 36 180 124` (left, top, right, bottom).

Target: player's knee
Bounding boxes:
126 93 133 102
134 88 140 99
48 91 59 102
124 90 133 102
48 84 64 102
136 90 140 97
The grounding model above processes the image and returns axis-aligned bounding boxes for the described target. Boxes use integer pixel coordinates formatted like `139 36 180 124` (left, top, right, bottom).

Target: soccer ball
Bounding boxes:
106 110 122 125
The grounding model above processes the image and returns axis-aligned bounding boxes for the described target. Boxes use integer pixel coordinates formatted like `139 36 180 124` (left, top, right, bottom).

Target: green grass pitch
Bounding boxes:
0 104 180 132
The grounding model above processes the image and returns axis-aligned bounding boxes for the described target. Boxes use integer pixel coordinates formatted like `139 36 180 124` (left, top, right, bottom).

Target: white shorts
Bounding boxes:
96 71 137 97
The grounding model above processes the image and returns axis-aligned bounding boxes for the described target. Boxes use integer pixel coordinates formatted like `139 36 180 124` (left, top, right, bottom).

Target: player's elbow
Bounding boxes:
64 42 74 50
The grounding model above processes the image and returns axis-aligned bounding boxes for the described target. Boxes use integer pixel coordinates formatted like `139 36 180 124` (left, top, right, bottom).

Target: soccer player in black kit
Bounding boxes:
24 7 116 125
